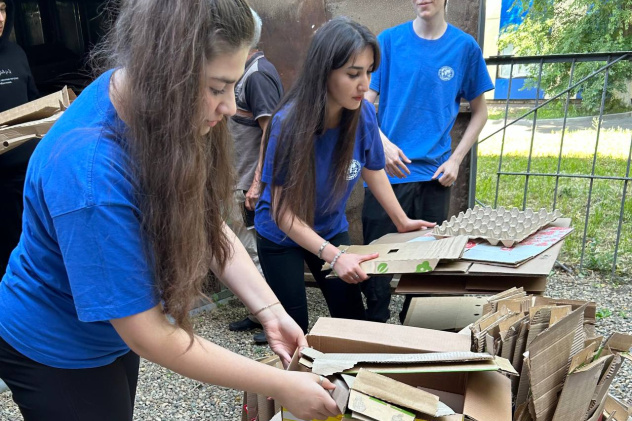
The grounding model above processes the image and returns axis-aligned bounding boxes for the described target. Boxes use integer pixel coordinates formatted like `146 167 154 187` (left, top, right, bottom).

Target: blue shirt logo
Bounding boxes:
346 159 361 180
438 66 455 81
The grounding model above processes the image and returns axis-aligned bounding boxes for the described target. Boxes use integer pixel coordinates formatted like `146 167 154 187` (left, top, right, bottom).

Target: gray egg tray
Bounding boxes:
432 206 563 247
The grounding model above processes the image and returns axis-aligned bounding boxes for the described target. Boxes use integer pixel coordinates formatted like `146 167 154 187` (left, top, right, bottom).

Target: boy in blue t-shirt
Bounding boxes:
361 0 494 323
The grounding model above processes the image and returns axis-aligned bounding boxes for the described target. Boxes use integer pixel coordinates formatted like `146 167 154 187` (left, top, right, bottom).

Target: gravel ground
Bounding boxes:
1 269 630 420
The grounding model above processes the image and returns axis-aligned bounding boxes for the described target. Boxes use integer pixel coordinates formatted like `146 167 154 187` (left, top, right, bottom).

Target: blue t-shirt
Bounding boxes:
370 22 494 184
0 70 160 369
255 100 385 246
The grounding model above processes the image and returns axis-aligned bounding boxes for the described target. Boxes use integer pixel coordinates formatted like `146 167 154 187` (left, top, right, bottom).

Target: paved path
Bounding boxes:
484 112 632 136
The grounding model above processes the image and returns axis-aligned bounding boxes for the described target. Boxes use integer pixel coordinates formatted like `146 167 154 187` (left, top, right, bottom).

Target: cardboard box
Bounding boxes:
282 318 512 421
0 86 75 155
323 236 468 276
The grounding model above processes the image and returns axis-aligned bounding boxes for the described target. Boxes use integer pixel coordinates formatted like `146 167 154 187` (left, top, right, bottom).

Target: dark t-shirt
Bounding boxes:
0 41 39 112
229 52 283 191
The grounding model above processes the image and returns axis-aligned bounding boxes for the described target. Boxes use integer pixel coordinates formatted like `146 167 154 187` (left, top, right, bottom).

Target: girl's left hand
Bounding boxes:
257 306 307 368
396 218 436 233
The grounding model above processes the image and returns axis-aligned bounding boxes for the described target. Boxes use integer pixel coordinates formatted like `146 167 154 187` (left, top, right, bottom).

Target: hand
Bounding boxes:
332 252 379 284
257 306 307 368
273 371 340 420
245 179 261 211
383 138 411 179
432 159 460 186
396 217 436 233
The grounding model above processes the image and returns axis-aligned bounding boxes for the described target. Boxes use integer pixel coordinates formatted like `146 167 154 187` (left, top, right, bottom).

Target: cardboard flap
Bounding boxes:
352 369 439 417
551 355 608 421
604 333 632 353
463 371 512 421
301 348 493 376
322 236 468 275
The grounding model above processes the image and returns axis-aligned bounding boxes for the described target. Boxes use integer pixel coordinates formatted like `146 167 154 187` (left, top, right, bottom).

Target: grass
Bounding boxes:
476 126 632 276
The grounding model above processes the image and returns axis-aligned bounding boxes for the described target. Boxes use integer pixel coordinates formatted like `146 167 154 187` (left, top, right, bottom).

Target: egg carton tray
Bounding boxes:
432 206 563 247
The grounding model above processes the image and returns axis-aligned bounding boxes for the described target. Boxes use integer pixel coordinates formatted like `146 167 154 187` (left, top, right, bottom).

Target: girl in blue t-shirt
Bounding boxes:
0 1 340 420
254 17 435 336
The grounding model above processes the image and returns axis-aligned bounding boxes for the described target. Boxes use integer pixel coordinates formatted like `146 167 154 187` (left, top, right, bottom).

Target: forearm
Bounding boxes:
362 168 407 229
450 97 488 164
276 209 342 263
212 223 278 313
113 306 287 395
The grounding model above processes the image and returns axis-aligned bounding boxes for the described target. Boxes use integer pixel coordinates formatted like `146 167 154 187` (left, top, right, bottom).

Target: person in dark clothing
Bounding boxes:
0 0 40 277
0 0 39 109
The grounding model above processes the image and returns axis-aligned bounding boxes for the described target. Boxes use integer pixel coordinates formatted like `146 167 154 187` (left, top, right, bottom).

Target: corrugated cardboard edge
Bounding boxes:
351 369 439 417
0 86 76 126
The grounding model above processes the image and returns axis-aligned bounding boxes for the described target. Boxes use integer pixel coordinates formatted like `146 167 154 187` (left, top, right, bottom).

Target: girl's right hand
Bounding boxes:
332 252 379 284
274 371 340 420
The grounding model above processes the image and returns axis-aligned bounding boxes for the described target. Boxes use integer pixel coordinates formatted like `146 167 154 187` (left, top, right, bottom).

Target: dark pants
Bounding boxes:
361 180 451 323
0 335 139 421
257 231 366 333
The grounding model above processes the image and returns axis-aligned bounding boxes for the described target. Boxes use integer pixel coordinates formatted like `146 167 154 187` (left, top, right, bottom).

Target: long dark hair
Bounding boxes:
91 0 254 337
264 16 380 228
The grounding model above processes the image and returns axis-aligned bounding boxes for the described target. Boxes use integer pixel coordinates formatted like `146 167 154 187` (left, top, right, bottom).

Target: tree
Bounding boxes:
499 0 632 112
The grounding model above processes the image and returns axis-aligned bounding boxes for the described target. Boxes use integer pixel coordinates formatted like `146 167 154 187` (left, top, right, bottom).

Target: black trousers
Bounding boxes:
0 138 40 277
361 180 451 323
257 231 366 333
0 335 139 421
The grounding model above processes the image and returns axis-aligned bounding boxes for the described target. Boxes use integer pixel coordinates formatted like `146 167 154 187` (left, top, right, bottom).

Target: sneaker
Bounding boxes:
253 331 268 345
228 317 262 332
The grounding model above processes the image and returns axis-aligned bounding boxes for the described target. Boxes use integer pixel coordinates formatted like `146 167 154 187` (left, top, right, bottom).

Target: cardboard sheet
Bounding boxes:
323 236 468 276
351 369 439 417
403 296 487 331
0 86 75 126
462 226 573 266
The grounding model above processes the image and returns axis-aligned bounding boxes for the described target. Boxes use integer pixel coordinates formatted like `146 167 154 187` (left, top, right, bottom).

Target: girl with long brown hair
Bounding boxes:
254 17 435 337
0 1 339 420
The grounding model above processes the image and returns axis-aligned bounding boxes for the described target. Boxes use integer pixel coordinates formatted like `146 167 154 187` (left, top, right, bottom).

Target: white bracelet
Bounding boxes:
330 249 346 271
317 240 330 260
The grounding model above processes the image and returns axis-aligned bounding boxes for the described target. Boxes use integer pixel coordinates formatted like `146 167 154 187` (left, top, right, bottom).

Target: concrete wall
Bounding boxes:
251 0 484 244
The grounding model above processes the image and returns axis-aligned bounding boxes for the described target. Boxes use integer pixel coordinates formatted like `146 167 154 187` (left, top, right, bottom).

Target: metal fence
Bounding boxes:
476 52 632 276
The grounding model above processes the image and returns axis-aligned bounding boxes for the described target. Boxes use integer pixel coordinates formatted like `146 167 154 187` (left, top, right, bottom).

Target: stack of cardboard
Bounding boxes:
0 86 75 155
278 317 513 421
468 288 632 421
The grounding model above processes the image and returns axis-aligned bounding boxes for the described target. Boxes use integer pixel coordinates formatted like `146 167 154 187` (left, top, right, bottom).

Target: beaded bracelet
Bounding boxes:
330 249 346 271
317 240 330 259
252 301 281 316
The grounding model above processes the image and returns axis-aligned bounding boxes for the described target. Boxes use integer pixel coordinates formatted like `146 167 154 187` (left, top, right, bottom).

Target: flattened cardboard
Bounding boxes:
551 355 608 421
301 348 493 376
322 236 468 276
306 318 471 354
348 389 416 421
468 218 570 272
0 114 60 154
527 305 586 421
0 86 75 126
403 296 487 331
352 369 439 417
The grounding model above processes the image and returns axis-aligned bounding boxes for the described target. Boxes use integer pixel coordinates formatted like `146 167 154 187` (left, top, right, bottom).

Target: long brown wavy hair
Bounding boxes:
263 17 380 228
91 0 254 337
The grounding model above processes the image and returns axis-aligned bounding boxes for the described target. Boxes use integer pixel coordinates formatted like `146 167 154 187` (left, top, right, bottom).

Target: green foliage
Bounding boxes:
499 0 632 112
596 307 613 320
